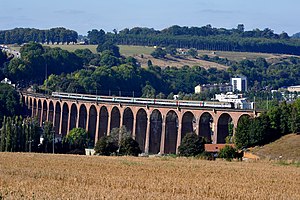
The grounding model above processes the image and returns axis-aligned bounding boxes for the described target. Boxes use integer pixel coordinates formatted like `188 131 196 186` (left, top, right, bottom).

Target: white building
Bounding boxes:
287 85 300 93
214 92 254 109
231 75 247 92
195 83 232 94
1 78 15 87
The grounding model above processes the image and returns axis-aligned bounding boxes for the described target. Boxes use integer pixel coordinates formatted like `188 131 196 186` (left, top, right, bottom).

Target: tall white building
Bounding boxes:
231 75 247 92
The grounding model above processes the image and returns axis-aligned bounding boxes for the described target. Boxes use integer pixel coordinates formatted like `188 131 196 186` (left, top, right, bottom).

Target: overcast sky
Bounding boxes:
1 0 298 35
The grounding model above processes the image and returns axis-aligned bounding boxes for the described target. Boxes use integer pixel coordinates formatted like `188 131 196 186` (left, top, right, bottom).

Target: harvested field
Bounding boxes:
0 153 299 199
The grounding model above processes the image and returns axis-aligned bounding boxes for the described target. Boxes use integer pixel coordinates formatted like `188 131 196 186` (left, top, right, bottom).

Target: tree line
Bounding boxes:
0 27 78 44
84 25 300 55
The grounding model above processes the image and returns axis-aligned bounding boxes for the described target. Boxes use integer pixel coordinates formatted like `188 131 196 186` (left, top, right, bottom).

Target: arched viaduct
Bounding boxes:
22 93 259 154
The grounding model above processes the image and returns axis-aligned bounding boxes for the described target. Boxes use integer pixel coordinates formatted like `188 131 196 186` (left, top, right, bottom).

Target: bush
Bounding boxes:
178 132 205 157
218 145 237 161
94 136 118 156
119 136 141 156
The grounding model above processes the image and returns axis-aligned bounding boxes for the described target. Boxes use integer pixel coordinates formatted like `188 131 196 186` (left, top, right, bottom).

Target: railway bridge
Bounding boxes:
22 92 259 154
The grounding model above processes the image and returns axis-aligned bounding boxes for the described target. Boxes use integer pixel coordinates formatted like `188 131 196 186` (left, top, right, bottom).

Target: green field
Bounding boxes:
9 44 280 60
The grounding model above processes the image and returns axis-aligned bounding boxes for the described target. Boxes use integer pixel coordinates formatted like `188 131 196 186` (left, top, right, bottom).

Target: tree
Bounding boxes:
178 132 205 157
0 84 22 124
87 29 106 45
64 128 88 153
97 41 121 57
42 121 54 153
0 116 7 151
151 48 167 59
235 115 251 149
187 48 198 58
141 82 156 98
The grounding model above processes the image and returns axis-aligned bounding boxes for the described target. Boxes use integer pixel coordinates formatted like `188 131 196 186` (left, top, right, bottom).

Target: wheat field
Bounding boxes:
0 153 299 200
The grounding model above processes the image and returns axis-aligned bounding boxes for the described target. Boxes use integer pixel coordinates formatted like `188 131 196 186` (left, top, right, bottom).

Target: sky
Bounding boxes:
0 0 299 35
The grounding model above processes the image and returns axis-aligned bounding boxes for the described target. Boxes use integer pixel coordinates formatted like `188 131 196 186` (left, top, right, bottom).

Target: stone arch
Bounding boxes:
48 101 54 123
33 99 37 117
79 104 87 129
110 107 120 131
69 103 78 131
199 112 214 143
88 105 97 143
149 109 162 154
122 107 134 134
135 108 147 152
98 106 108 138
165 110 178 154
181 111 196 140
217 113 233 143
54 102 61 134
42 100 48 124
37 99 42 124
61 103 69 136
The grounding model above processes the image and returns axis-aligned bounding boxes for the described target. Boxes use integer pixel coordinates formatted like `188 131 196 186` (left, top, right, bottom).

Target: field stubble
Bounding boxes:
0 153 299 199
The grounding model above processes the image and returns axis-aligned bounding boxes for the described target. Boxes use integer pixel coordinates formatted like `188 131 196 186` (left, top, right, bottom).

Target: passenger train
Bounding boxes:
51 92 243 109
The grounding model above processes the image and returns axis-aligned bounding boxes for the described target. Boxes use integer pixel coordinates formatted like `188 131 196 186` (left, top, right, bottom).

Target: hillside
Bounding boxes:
251 134 300 161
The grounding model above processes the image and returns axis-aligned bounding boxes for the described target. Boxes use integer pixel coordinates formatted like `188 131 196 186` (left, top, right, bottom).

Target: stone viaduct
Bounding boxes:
22 92 259 154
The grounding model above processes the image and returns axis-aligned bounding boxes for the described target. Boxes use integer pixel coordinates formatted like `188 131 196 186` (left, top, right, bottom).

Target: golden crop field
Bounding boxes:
0 153 299 199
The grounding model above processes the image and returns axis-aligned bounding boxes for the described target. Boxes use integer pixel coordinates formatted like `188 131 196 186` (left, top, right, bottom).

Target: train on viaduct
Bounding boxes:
22 92 259 154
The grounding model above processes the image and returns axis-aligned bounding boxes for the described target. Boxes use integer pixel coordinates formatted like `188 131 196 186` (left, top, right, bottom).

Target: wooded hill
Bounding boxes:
1 25 300 55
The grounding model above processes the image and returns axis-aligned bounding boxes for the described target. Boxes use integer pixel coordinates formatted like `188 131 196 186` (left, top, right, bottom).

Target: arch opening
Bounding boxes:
181 111 196 140
88 105 97 144
217 113 233 143
33 99 37 117
110 107 120 132
42 100 48 124
135 109 147 152
54 102 61 134
48 101 54 123
29 98 33 117
98 106 108 139
69 104 78 131
149 109 162 154
165 110 178 154
123 107 134 135
79 104 87 129
199 112 214 143
61 103 69 136
37 99 42 124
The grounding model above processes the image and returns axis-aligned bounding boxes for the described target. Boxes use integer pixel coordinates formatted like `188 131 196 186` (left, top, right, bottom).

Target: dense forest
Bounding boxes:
0 27 78 44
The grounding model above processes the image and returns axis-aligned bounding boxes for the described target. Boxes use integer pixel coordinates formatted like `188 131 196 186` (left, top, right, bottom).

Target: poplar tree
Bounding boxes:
0 116 6 151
